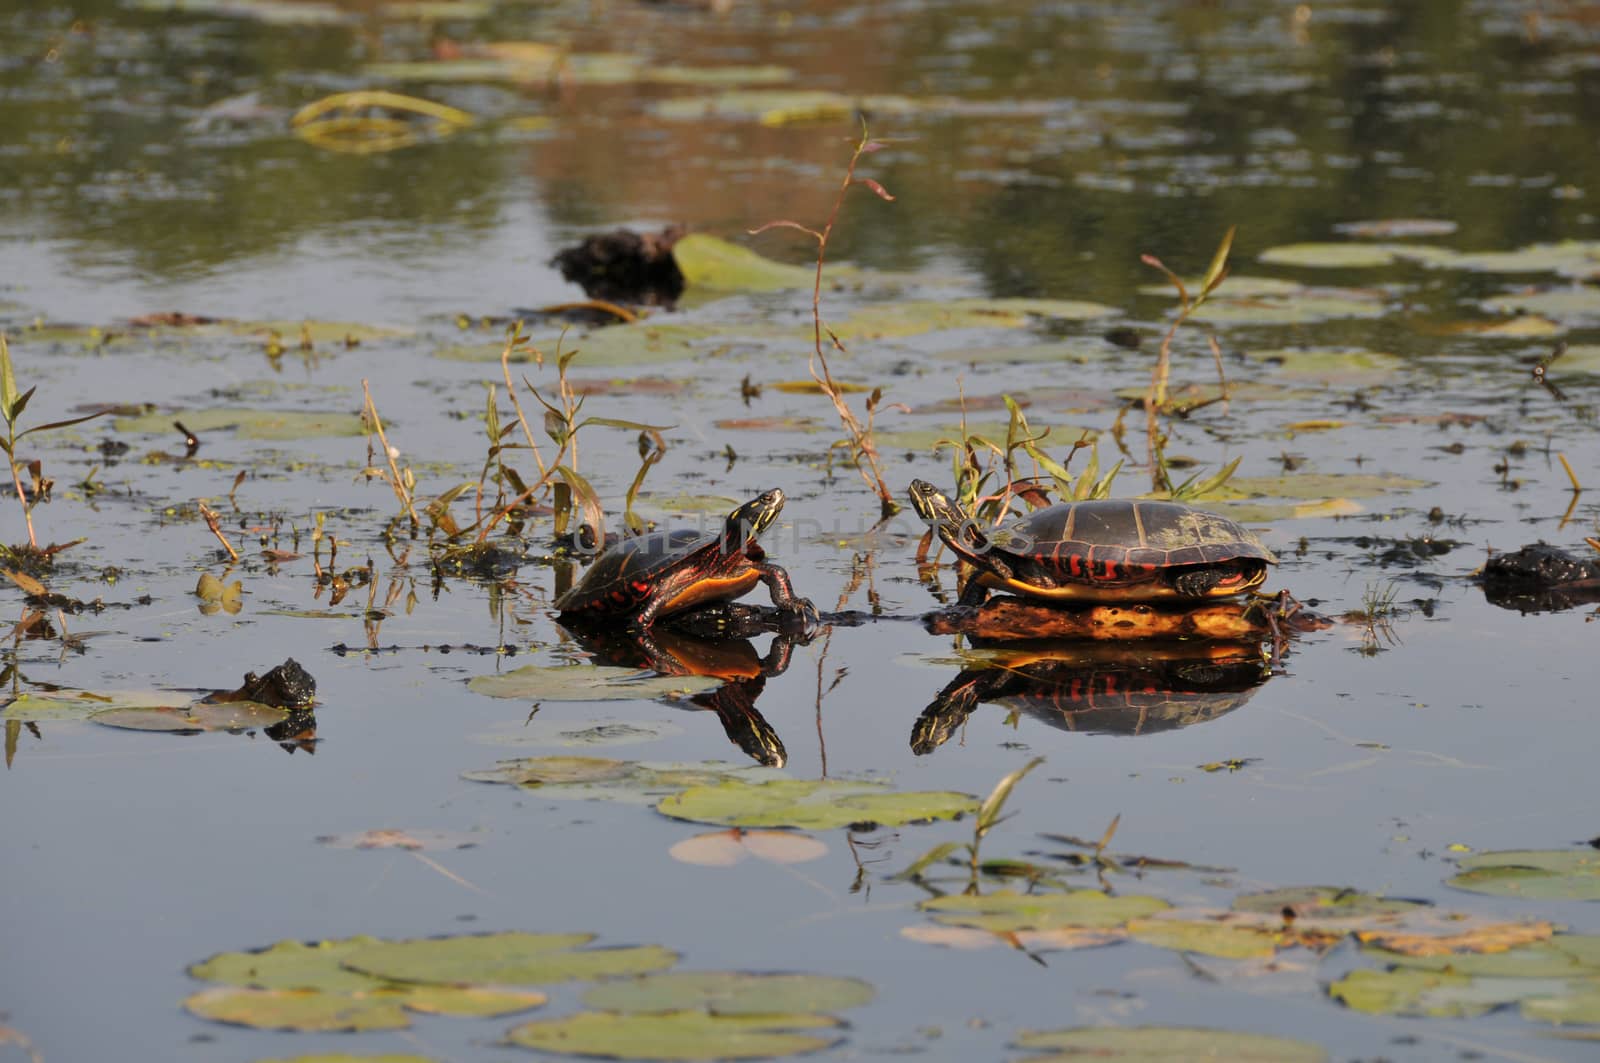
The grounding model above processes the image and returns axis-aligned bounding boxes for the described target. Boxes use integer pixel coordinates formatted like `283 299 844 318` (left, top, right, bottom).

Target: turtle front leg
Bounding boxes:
753 562 818 629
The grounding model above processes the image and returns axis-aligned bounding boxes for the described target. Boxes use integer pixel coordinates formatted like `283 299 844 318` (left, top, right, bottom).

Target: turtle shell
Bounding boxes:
554 529 720 616
979 499 1276 601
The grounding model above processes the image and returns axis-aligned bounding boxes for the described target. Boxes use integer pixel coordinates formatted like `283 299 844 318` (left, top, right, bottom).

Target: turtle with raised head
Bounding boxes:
908 480 1275 608
555 489 816 629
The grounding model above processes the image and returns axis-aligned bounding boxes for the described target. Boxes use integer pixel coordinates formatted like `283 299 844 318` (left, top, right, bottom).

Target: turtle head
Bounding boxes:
907 480 965 529
721 488 785 555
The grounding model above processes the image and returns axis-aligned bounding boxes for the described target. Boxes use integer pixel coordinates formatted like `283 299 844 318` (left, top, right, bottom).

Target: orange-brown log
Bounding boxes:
924 597 1311 641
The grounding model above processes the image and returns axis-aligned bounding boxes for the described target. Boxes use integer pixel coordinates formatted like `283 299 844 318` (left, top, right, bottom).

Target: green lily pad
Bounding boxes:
467 665 721 702
1328 967 1557 1018
674 234 824 292
183 986 411 1032
1233 886 1428 919
113 407 366 440
1186 288 1390 326
341 932 677 986
651 89 856 125
1013 1026 1327 1061
1126 917 1281 959
396 985 546 1017
91 701 288 734
656 778 976 830
507 1009 841 1060
1244 347 1404 384
191 938 392 993
1522 980 1600 1025
1202 472 1428 503
1258 243 1401 268
834 298 1117 341
228 320 409 343
464 757 762 804
1375 935 1600 978
471 720 684 749
1448 850 1600 901
1335 219 1458 238
1391 240 1600 276
583 972 874 1016
919 889 1169 932
1483 287 1600 320
1 689 174 722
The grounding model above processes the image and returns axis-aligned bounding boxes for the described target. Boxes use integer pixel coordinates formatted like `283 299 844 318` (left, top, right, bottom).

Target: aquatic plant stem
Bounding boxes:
361 380 420 528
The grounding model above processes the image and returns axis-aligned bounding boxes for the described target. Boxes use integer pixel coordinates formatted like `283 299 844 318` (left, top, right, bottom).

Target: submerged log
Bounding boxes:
923 596 1326 642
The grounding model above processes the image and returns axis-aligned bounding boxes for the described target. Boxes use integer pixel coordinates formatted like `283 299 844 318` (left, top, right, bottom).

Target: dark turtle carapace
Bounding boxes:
554 489 816 628
1480 542 1600 613
908 480 1276 607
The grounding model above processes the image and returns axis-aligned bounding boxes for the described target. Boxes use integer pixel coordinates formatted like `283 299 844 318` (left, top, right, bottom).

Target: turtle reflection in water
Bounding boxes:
1479 542 1600 613
561 621 800 767
911 643 1270 755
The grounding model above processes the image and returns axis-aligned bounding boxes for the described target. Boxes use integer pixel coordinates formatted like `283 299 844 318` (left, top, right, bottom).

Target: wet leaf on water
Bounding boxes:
1233 886 1429 919
1258 243 1401 268
191 938 394 993
113 408 367 440
652 89 856 125
183 987 411 1032
769 379 871 394
1327 967 1539 1018
673 234 823 292
341 932 678 986
1126 916 1283 959
657 778 977 830
91 700 287 733
1482 287 1600 321
1522 981 1600 1025
643 492 744 514
1371 933 1600 977
1137 275 1305 299
899 924 1125 952
669 829 827 867
1438 315 1563 337
833 298 1117 341
1357 920 1556 958
1244 347 1404 385
1 689 174 723
471 719 685 749
506 1009 841 1060
1334 218 1459 238
712 416 822 432
1209 498 1364 522
645 65 797 88
395 985 546 1017
1391 240 1600 276
467 664 721 702
230 320 409 343
1185 287 1389 326
919 889 1169 932
1013 1025 1327 1062
1448 850 1600 901
582 972 873 1016
1203 473 1429 503
317 829 482 851
464 757 763 804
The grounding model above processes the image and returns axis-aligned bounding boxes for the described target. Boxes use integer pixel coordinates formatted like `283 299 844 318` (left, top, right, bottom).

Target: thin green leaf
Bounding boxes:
9 385 37 426
15 407 109 440
574 416 675 434
1023 441 1075 492
978 756 1044 834
1173 456 1242 500
894 841 965 880
486 384 500 443
0 335 17 425
1199 225 1237 301
553 465 605 545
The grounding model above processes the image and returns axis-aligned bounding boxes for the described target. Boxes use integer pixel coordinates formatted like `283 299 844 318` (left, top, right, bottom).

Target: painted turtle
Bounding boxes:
908 480 1276 607
554 489 816 628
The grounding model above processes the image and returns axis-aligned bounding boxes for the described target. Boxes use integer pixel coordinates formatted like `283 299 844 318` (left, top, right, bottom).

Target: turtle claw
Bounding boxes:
779 597 821 634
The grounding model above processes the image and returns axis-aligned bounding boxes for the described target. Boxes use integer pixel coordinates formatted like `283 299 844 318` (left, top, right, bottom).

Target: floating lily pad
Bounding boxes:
834 298 1117 341
656 778 976 830
229 320 409 343
919 889 1169 932
674 235 821 291
184 987 411 1032
1233 886 1428 919
507 1009 841 1060
397 985 547 1017
1209 498 1364 522
1391 240 1600 276
1013 1026 1327 1061
651 89 857 125
190 938 392 993
1441 315 1564 337
900 924 1124 952
1448 850 1600 901
465 756 761 804
1 689 175 722
341 932 677 987
1258 243 1401 268
1327 967 1544 1018
113 407 366 440
1244 347 1404 384
1186 288 1390 325
1483 287 1600 320
91 701 287 734
1522 981 1600 1025
467 665 721 702
1374 934 1600 978
317 829 482 851
1126 916 1282 959
472 720 684 749
1204 472 1428 503
582 972 873 1016
668 829 828 867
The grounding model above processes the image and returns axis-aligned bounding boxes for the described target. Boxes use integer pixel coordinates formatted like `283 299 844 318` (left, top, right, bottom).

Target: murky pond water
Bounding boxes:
6 1 1600 1061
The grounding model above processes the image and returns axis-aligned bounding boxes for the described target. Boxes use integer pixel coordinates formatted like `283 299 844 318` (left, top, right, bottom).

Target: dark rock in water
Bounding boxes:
1481 543 1600 613
550 225 685 306
205 658 317 709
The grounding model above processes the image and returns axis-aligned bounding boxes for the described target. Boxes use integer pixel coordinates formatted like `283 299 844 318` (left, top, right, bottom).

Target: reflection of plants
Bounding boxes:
0 334 107 552
1350 580 1402 656
750 122 898 516
1139 228 1238 495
